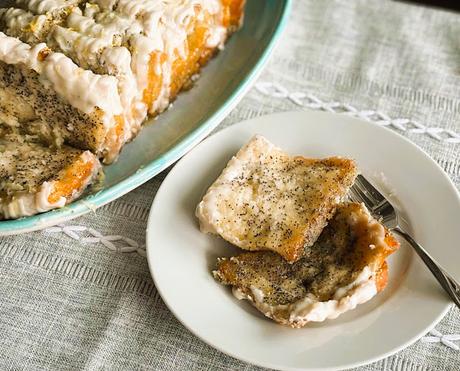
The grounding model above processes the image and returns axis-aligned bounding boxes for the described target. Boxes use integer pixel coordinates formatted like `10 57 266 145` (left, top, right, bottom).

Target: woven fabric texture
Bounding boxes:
1 1 460 370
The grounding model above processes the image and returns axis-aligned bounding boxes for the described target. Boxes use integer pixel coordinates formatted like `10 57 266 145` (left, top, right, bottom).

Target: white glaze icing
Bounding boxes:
51 25 113 67
236 266 378 325
0 181 66 219
93 0 118 11
1 8 34 35
16 0 80 15
45 53 123 115
0 31 123 117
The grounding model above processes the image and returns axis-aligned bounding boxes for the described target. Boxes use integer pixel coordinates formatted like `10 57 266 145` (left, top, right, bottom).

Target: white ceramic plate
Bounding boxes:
146 111 459 370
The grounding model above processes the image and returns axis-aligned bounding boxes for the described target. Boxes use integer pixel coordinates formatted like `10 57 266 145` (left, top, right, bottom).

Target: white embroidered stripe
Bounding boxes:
45 224 146 256
421 328 460 351
255 82 460 144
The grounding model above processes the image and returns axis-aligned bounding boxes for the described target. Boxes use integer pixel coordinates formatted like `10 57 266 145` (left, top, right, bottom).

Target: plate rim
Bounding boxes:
146 110 457 371
0 0 292 236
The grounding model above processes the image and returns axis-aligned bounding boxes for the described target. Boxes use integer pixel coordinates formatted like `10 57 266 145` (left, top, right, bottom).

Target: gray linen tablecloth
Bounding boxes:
1 1 460 370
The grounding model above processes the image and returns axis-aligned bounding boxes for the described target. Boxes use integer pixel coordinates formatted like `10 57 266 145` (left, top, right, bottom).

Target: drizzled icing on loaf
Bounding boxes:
0 32 123 118
0 0 231 149
0 0 244 218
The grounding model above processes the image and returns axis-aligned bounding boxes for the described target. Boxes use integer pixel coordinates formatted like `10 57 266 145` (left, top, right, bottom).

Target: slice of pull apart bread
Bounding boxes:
0 0 245 163
196 135 358 262
0 131 101 219
213 202 400 328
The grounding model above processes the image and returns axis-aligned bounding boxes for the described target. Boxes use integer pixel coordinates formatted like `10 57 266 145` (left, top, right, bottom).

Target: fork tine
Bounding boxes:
347 188 359 203
348 186 373 210
355 175 386 204
350 175 398 228
350 183 374 208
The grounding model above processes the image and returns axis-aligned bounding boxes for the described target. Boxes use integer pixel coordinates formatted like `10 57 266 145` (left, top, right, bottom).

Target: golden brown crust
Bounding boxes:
375 261 389 292
47 150 100 204
285 157 359 262
166 1 245 106
223 0 246 29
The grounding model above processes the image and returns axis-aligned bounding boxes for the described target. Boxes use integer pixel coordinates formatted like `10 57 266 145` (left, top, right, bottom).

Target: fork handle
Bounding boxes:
392 227 460 309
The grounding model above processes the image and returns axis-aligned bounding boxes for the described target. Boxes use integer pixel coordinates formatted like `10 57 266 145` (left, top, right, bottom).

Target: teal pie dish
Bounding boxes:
0 0 292 235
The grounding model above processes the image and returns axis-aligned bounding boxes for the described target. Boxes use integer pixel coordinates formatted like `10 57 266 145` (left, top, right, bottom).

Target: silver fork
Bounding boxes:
349 174 460 308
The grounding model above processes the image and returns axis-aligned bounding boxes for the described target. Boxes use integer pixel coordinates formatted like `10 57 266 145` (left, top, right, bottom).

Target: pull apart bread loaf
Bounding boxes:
213 203 399 327
196 136 400 326
0 0 245 219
